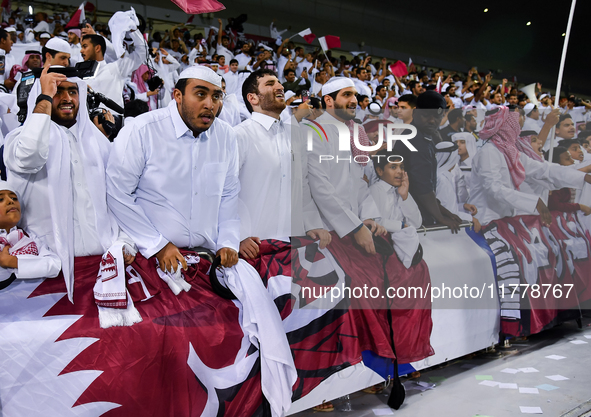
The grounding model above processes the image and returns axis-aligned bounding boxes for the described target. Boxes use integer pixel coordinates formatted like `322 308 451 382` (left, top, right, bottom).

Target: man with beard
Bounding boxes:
305 79 434 405
307 76 384 255
235 69 329 259
106 66 296 416
393 91 462 231
107 66 238 270
236 69 290 257
4 65 135 303
487 91 505 110
407 80 425 97
352 67 371 97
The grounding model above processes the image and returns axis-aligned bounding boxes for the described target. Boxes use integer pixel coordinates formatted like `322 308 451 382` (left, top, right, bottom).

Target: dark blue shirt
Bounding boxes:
393 123 438 224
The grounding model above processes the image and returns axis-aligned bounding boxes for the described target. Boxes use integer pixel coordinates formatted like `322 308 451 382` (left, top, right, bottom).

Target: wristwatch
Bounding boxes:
35 94 53 105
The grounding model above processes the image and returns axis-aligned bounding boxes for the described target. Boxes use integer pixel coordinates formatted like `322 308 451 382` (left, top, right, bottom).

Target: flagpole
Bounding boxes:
548 0 576 163
289 28 308 40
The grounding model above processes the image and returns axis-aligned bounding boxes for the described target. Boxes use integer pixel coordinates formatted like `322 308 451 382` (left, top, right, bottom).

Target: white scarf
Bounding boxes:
436 141 461 173
94 241 142 328
391 226 420 269
108 7 139 58
451 132 477 169
216 260 297 417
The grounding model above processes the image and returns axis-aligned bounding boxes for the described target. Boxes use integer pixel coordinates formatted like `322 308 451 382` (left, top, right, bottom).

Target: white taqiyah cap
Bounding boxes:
523 102 536 112
321 76 355 96
45 37 71 54
178 65 222 88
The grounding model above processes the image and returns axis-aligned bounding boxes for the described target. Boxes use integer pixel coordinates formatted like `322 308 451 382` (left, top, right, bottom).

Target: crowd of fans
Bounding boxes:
1 3 591 414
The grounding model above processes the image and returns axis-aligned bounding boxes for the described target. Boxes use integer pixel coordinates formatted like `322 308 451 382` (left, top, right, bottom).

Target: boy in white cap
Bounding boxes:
0 181 61 289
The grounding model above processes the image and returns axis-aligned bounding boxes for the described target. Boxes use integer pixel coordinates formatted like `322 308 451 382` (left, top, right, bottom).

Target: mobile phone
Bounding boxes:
301 90 310 102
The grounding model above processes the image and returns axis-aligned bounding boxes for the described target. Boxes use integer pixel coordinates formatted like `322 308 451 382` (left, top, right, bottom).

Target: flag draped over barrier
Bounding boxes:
483 212 591 337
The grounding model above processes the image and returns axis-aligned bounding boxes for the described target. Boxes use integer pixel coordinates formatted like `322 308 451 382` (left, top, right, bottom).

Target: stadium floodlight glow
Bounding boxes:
562 32 566 36
484 8 488 12
526 21 531 26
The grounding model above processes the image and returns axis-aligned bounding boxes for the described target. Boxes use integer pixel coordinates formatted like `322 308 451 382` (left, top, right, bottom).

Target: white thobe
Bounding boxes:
70 42 82 65
470 141 587 225
296 60 313 79
218 93 242 127
235 52 251 70
436 170 472 222
291 119 323 236
522 117 541 134
224 70 241 96
234 112 291 241
106 101 240 258
216 44 234 64
4 116 111 256
352 78 371 97
155 54 181 108
33 21 49 33
370 179 422 232
276 55 288 82
306 112 380 237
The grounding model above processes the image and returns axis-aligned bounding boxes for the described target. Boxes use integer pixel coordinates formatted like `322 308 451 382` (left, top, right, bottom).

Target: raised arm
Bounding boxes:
4 68 66 174
116 29 148 78
217 18 223 46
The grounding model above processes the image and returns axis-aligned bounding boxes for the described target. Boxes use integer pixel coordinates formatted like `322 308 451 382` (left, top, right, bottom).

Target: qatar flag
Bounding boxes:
297 28 316 44
65 2 86 30
318 35 341 51
171 0 225 14
389 61 408 77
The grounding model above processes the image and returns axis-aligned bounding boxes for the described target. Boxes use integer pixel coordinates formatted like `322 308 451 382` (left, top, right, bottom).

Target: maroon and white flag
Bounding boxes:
484 212 591 337
297 28 316 44
65 2 86 30
318 35 340 51
170 0 225 14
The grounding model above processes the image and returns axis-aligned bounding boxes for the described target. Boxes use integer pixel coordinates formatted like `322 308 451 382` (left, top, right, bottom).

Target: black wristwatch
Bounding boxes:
35 94 53 105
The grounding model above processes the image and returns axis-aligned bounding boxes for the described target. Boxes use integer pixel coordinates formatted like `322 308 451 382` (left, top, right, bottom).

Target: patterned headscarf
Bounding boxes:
479 106 525 189
516 130 544 162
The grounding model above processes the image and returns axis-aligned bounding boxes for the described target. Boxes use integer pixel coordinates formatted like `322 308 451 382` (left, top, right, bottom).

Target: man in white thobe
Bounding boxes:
105 65 296 417
305 77 385 255
80 18 146 111
3 66 133 301
470 107 591 226
234 68 329 259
